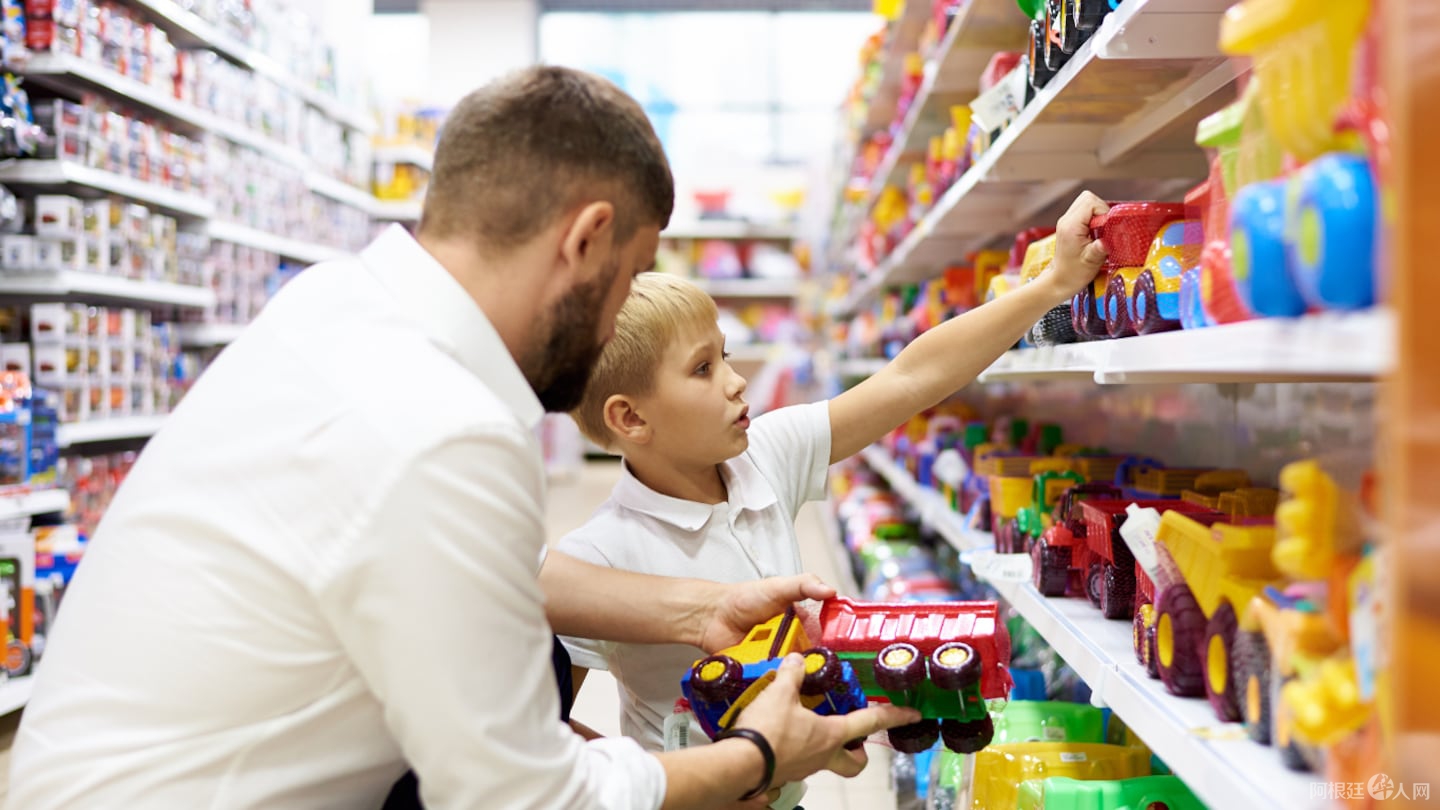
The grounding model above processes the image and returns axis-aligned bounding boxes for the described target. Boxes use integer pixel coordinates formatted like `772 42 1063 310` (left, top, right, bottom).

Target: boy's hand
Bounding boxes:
1040 190 1111 303
698 576 837 653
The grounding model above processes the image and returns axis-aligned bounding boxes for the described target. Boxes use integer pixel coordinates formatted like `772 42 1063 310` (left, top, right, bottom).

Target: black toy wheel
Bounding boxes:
1155 584 1205 697
1057 0 1084 53
1234 629 1271 744
888 719 941 754
1043 2 1068 71
929 642 982 691
1027 23 1056 90
1086 562 1104 608
1072 286 1105 339
1203 603 1241 722
875 642 926 692
4 639 30 677
1134 270 1181 335
941 715 995 754
800 648 843 697
1104 273 1136 338
1029 303 1079 346
1073 0 1108 32
690 654 747 703
1099 562 1135 621
1032 540 1072 597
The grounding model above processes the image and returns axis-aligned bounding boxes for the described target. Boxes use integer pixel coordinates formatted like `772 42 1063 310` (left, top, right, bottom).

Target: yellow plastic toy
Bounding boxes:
1219 0 1369 163
970 742 1152 810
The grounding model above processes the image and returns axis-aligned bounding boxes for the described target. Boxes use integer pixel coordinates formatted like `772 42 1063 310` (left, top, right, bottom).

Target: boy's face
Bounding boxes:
637 321 750 466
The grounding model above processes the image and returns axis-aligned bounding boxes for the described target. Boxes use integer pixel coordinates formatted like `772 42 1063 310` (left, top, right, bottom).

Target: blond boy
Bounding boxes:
558 193 1110 764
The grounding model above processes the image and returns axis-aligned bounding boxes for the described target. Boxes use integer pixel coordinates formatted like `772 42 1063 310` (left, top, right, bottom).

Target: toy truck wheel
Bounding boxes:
1292 153 1377 310
690 654 747 703
1146 622 1161 679
1029 303 1078 346
941 716 994 754
1132 602 1150 666
799 648 843 697
1085 563 1104 608
1203 602 1241 722
1134 269 1180 335
1032 540 1071 597
888 719 940 754
1071 286 1105 339
1231 181 1305 317
1099 563 1135 621
929 642 982 691
1027 22 1057 89
4 639 30 677
1104 273 1135 338
1054 0 1083 54
1072 0 1107 32
1234 629 1272 745
1155 584 1205 697
1042 3 1068 71
875 643 927 692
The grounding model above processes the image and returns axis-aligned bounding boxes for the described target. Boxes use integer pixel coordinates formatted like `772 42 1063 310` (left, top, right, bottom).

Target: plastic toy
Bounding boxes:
1072 203 1186 340
1013 469 1085 550
1018 235 1078 346
683 606 868 741
1030 482 1121 597
1016 775 1205 810
991 700 1106 745
971 742 1152 810
1127 219 1204 336
816 596 1013 753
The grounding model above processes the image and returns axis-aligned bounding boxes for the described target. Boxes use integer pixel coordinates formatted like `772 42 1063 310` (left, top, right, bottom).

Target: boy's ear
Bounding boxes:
603 394 650 445
561 201 616 279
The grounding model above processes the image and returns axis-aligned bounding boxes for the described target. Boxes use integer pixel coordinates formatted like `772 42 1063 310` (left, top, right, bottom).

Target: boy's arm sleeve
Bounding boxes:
745 402 832 517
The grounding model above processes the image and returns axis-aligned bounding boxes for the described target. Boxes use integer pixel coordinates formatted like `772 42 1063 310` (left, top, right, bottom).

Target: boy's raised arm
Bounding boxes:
828 191 1111 464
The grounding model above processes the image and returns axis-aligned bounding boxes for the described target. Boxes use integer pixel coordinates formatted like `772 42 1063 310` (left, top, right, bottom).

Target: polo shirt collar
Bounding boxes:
613 454 779 531
360 225 544 430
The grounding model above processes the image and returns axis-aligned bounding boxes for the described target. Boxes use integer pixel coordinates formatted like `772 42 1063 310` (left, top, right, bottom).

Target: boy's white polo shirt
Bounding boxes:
558 400 831 751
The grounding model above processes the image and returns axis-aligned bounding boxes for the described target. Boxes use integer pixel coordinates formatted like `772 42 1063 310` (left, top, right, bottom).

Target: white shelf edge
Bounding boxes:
0 161 214 219
856 444 1328 810
57 415 169 447
370 200 422 222
691 278 802 298
304 172 377 212
0 675 34 715
373 145 434 172
0 489 70 521
177 322 246 348
207 221 349 265
661 223 796 241
0 272 215 308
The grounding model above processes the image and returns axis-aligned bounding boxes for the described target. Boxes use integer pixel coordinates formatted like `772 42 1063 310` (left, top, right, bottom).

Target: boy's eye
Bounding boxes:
694 362 710 375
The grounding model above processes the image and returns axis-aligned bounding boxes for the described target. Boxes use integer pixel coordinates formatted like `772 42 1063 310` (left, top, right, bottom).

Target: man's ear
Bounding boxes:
561 201 617 277
603 394 650 445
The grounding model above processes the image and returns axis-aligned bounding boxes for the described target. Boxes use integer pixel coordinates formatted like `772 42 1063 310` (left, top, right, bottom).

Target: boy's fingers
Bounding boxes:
1080 239 1109 267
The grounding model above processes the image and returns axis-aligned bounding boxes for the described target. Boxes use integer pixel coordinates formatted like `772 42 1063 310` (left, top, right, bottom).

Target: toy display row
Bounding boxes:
3 303 187 423
186 242 304 329
29 94 206 193
831 264 986 363
209 137 373 252
880 407 1383 789
656 239 803 284
0 187 207 286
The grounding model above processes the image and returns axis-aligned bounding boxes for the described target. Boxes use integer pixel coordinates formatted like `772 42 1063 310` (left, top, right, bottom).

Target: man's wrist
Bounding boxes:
716 728 776 801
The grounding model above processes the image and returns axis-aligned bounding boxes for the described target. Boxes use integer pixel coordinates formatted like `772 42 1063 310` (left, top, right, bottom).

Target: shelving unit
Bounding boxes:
57 415 168 448
0 272 215 308
692 278 802 299
661 222 796 241
0 161 214 220
857 444 1323 810
207 221 351 266
0 489 72 521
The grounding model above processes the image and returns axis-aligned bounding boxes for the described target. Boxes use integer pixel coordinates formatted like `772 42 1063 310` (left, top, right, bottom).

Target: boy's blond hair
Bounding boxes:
572 273 719 448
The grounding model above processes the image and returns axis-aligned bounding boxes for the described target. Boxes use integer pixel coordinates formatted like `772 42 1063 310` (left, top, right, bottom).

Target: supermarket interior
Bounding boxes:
0 0 1430 808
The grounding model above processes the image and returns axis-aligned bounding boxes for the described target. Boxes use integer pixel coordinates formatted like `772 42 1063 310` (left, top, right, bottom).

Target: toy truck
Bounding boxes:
1027 483 1121 599
1072 203 1187 340
1013 469 1085 551
1151 512 1280 718
817 596 1013 754
1123 219 1204 336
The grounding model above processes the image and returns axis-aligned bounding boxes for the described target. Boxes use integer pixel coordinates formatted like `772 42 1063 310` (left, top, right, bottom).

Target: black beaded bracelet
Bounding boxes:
716 727 776 802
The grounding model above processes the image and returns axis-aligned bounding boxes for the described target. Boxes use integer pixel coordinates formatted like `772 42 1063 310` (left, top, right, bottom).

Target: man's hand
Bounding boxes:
696 576 836 653
1040 190 1111 301
733 654 922 784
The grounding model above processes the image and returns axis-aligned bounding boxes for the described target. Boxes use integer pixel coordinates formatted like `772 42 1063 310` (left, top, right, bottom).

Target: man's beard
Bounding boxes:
528 258 619 413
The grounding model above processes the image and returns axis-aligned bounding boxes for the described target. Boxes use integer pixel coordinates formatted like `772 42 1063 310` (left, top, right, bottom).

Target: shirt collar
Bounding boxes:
613 454 779 531
360 225 544 430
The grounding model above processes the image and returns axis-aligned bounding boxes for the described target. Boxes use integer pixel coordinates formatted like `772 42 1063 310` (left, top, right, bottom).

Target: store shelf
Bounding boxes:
0 488 71 520
305 171 377 212
57 415 168 447
0 272 215 308
858 444 1324 810
861 0 933 134
692 278 802 298
207 221 350 265
371 200 423 222
661 222 796 240
0 161 214 220
837 0 1239 316
373 145 434 172
125 0 373 133
977 310 1393 384
836 357 889 378
0 676 34 716
177 322 246 348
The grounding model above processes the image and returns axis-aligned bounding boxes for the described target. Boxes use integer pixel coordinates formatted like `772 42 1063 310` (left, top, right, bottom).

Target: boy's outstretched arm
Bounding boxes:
828 191 1111 463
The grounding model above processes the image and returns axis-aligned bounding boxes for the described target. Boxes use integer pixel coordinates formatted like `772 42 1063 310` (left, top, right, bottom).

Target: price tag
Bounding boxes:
971 549 1033 583
932 449 968 489
1118 504 1164 583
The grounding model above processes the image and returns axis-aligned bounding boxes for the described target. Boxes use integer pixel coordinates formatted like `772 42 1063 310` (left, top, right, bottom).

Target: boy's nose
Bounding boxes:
729 369 748 398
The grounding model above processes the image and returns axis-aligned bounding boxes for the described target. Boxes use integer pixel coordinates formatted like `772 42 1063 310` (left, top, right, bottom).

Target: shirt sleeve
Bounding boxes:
552 530 618 672
314 429 664 810
743 401 832 519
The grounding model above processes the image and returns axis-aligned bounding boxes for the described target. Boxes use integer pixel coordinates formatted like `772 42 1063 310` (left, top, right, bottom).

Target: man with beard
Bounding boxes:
8 67 917 810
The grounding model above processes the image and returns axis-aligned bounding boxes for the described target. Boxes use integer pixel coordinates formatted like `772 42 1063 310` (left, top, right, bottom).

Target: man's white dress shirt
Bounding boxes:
9 225 665 809
557 402 831 751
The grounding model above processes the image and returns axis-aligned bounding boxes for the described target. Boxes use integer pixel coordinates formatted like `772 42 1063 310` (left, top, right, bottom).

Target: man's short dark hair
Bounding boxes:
419 66 674 252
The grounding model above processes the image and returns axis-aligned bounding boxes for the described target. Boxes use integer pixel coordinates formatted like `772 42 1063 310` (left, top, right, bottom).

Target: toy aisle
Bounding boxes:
0 0 1426 807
